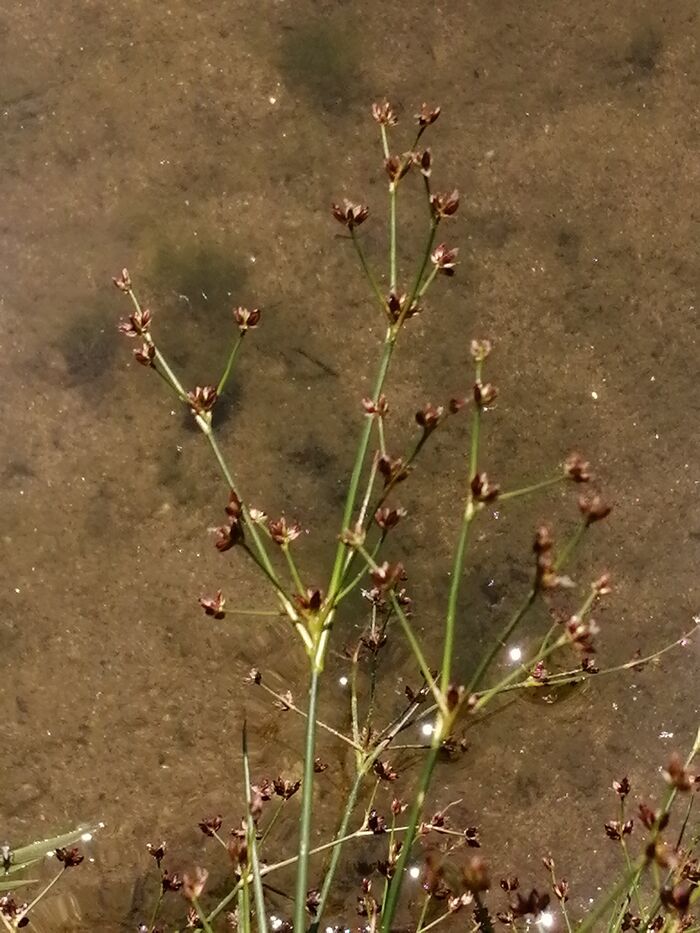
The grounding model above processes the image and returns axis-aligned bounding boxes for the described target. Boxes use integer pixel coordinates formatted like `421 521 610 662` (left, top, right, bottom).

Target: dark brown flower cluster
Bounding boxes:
186 385 218 417
268 516 302 546
431 243 459 275
362 394 389 417
199 590 226 619
415 403 445 435
371 100 397 126
331 200 369 230
386 289 422 323
378 454 411 487
430 189 460 219
471 472 500 503
233 306 261 332
214 490 245 551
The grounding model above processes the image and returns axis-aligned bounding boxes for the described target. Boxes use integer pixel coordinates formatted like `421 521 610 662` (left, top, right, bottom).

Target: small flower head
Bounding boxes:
565 452 592 482
473 381 498 407
147 841 167 866
663 753 693 791
268 516 302 546
366 809 387 834
431 243 459 275
187 385 218 416
273 777 302 800
113 267 132 291
414 148 432 177
566 615 599 654
430 189 460 219
362 394 389 417
370 560 406 591
55 846 84 868
374 506 407 531
385 155 412 185
133 342 155 367
372 100 397 126
416 103 441 126
373 759 398 782
233 306 261 332
118 306 152 338
198 815 223 837
331 200 369 230
161 870 183 893
377 454 411 486
470 338 493 362
387 289 421 322
579 493 612 525
471 472 500 503
199 591 226 620
613 776 631 799
182 866 208 902
415 403 445 434
604 819 634 841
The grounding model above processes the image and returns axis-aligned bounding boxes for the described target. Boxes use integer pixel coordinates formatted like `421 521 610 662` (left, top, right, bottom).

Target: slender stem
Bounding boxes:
19 868 64 918
217 333 245 396
498 475 566 502
389 184 398 292
222 608 284 618
243 723 269 933
441 502 475 695
350 230 390 319
192 896 216 933
148 888 165 932
258 682 360 750
415 893 432 932
350 645 363 770
396 219 438 329
328 336 395 605
283 544 306 596
260 800 286 846
293 666 321 933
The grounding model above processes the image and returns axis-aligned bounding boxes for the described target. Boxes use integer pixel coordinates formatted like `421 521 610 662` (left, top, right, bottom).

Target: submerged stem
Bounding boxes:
293 666 321 933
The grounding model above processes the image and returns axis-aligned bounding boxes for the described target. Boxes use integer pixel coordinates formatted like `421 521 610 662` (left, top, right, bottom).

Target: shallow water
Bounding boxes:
1 0 698 929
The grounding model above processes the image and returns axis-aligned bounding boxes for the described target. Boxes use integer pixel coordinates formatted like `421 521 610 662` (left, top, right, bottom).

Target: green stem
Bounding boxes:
243 723 269 933
498 475 566 502
19 868 64 919
283 543 306 596
350 229 390 319
293 666 321 933
217 333 245 396
415 893 432 932
191 896 215 933
389 183 398 291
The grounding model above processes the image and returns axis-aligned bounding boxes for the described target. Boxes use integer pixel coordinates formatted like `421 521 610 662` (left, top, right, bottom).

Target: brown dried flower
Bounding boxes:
233 306 261 331
161 870 183 893
268 516 302 545
579 493 612 525
385 155 411 185
415 403 445 434
331 200 369 230
118 306 152 338
374 506 407 530
362 394 389 417
386 289 422 322
471 472 500 503
366 809 386 834
133 342 155 367
187 385 218 416
414 148 432 176
370 560 406 591
147 841 167 866
113 268 132 291
430 189 460 219
55 846 84 868
372 100 397 126
377 454 411 486
198 815 223 837
373 759 398 782
473 381 498 407
199 591 226 619
604 819 634 840
416 103 441 126
664 753 693 791
613 776 631 799
182 866 208 901
430 243 459 275
564 452 592 482
273 777 302 800
470 338 493 362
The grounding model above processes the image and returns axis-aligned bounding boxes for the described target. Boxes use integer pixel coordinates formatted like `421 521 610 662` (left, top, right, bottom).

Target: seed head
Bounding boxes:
413 148 432 177
112 267 132 291
199 591 226 619
233 306 261 331
182 866 208 902
415 403 445 434
362 394 389 417
198 816 223 837
612 776 631 799
430 243 459 275
273 777 302 800
118 306 152 338
331 200 369 230
579 493 612 525
430 189 459 219
55 847 84 868
374 506 407 530
186 385 218 416
471 472 500 503
564 452 592 482
384 155 411 185
147 841 167 866
268 516 302 545
371 100 397 126
133 342 155 367
415 103 441 126
473 381 498 407
377 454 410 486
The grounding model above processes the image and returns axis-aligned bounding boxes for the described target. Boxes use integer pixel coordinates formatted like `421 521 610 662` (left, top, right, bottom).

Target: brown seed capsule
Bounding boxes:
415 103 441 126
384 155 411 185
198 816 223 837
464 827 481 848
414 148 432 177
554 879 569 902
386 289 421 322
306 889 321 916
374 506 407 530
233 306 261 331
471 472 500 503
377 454 410 486
112 268 132 291
161 870 183 893
268 516 302 545
147 841 167 866
564 452 592 482
273 777 302 800
199 591 226 619
182 866 208 901
55 847 84 868
430 189 460 218
430 243 459 275
362 394 389 417
664 753 693 791
371 100 397 126
118 306 152 338
373 759 398 781
313 758 328 773
566 615 599 654
294 588 323 613
186 385 218 415
578 493 612 525
604 819 633 840
473 381 498 407
366 809 386 834
500 876 520 892
612 776 631 799
370 561 406 591
331 200 369 229
133 342 155 366
415 403 445 434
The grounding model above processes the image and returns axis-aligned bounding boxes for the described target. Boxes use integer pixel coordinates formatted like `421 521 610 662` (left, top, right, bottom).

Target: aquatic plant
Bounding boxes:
92 101 699 930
